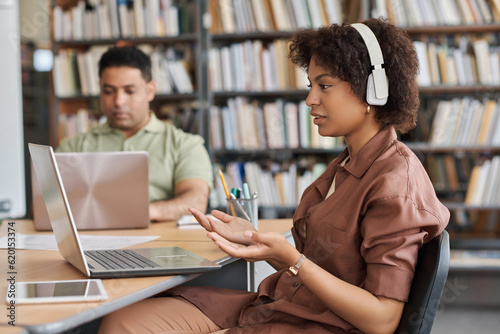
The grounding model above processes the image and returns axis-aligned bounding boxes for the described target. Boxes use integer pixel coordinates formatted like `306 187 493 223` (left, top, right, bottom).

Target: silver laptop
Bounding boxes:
28 143 221 278
32 151 150 230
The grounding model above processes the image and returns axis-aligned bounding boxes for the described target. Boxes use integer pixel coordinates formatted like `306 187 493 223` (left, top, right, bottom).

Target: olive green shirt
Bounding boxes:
57 113 213 201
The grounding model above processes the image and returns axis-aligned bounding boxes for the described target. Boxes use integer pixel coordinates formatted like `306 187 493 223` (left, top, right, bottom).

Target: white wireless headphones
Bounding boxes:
351 23 388 106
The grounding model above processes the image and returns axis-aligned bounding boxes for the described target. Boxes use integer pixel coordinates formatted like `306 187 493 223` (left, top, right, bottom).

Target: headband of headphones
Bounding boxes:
351 23 388 105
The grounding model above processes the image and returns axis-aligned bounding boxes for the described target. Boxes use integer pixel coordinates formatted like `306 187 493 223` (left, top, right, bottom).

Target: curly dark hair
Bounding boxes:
98 46 152 82
289 18 419 134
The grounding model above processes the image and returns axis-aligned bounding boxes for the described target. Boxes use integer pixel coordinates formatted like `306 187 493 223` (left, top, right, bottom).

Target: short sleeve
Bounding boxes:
172 131 214 189
360 196 442 302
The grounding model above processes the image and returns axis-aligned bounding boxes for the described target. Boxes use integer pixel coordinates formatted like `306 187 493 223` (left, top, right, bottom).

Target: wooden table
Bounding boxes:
0 219 292 333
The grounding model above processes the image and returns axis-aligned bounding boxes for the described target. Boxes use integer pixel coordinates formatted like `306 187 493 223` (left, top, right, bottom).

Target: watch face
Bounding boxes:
286 266 299 276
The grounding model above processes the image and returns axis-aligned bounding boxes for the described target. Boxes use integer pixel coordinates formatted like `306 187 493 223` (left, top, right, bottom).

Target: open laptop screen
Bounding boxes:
32 151 149 230
29 143 90 276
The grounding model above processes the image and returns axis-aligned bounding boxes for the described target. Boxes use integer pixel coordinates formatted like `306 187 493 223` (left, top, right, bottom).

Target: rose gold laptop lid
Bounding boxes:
32 150 150 230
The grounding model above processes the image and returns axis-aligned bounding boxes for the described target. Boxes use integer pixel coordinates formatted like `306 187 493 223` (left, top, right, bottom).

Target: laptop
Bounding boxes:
28 143 221 278
32 151 150 230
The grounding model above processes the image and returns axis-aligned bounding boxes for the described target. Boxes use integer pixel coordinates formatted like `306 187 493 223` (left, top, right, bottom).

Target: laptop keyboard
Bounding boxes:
85 249 162 270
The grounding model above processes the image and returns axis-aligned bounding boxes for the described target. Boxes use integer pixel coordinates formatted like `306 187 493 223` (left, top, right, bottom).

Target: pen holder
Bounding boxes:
226 196 258 229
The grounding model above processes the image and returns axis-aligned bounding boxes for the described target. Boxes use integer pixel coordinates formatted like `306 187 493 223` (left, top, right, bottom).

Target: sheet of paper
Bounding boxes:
0 234 160 250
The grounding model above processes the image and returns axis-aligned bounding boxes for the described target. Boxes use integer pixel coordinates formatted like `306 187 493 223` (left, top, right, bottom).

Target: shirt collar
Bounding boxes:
343 126 398 178
142 112 165 133
97 112 163 135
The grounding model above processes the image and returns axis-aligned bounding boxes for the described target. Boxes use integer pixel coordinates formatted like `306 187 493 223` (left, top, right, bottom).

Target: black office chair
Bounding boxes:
395 230 450 334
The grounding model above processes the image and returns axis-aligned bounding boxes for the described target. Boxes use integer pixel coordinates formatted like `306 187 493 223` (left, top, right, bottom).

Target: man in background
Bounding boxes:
57 46 213 221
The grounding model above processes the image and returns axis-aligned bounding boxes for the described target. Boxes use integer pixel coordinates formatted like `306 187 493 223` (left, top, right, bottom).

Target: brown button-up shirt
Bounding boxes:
171 126 449 333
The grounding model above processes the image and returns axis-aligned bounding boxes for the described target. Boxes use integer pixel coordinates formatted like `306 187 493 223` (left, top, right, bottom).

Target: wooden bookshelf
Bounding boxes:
48 0 500 243
49 0 204 147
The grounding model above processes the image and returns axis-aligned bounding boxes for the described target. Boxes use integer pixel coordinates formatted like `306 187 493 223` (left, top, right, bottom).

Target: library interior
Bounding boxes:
1 0 500 333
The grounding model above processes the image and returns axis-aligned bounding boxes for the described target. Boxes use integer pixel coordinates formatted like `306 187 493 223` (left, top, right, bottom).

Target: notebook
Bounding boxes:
28 143 221 278
31 151 150 230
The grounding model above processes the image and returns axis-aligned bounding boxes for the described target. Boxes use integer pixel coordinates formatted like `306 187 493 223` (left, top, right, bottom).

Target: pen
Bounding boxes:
219 170 236 216
243 183 254 223
243 183 251 200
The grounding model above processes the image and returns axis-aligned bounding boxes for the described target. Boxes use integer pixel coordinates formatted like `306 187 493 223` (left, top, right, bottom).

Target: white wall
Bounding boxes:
0 0 25 218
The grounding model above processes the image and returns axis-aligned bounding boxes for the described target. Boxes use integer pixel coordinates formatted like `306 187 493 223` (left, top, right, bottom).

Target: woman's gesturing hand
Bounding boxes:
189 207 257 246
208 229 299 267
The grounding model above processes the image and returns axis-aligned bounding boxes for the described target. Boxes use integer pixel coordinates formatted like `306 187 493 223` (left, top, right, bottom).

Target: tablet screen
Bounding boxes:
10 279 108 304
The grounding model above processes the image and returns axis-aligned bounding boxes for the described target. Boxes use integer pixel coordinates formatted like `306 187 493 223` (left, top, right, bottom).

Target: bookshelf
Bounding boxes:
49 0 205 147
48 1 500 249
204 0 500 248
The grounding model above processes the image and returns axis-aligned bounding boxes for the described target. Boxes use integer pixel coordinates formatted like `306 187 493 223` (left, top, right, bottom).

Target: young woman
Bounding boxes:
98 18 449 334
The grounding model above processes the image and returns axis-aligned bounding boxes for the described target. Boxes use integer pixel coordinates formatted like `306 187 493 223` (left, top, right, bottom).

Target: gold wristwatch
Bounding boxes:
286 254 306 276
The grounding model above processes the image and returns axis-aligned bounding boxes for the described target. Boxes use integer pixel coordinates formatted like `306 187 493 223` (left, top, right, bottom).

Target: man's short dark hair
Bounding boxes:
98 46 152 82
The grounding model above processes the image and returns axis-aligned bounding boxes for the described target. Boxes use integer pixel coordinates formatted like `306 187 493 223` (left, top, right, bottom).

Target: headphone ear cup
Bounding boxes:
366 73 388 106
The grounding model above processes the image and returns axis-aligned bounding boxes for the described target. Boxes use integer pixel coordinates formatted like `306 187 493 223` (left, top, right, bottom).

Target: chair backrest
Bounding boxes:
395 230 450 334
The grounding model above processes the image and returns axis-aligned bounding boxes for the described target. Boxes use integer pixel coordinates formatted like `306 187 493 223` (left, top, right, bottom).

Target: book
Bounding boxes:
291 0 311 28
472 160 491 204
414 41 431 86
220 46 233 91
270 0 292 31
417 0 438 26
219 0 236 33
134 0 146 37
475 0 494 22
71 1 85 40
473 39 493 84
307 0 324 28
443 155 460 191
427 43 441 85
76 53 89 96
118 0 132 37
477 100 497 145
284 102 300 149
456 0 476 24
491 103 500 145
108 0 121 38
97 2 112 39
220 106 235 149
323 0 343 23
484 156 500 204
251 0 273 32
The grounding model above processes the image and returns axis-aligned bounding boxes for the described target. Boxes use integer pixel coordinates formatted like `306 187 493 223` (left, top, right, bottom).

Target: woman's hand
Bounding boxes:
207 229 300 268
189 207 299 267
189 208 257 246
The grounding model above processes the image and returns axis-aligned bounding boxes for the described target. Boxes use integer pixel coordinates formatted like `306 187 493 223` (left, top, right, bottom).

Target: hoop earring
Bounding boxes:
366 105 371 114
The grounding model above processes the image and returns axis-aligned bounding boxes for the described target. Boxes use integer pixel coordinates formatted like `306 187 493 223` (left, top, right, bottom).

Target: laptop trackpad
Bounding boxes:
154 254 201 266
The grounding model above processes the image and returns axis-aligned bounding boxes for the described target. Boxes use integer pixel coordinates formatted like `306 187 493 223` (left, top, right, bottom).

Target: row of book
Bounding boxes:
389 0 500 27
210 160 328 208
465 155 500 205
211 154 500 210
53 44 195 98
425 154 473 192
209 0 343 34
208 39 307 93
429 98 500 146
207 36 500 93
208 97 345 151
208 0 500 35
414 38 500 87
53 0 195 41
57 109 107 142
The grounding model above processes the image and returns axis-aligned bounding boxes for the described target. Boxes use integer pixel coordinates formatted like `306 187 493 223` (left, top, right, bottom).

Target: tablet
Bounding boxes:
8 279 108 304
